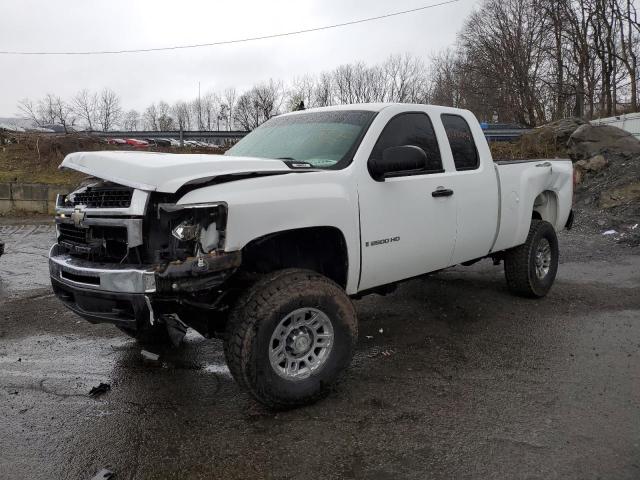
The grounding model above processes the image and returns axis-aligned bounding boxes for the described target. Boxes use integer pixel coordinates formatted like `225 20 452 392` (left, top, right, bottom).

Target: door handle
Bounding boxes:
432 188 454 198
536 162 552 168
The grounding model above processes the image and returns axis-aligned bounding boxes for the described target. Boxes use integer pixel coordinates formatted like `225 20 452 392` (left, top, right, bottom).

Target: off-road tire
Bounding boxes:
224 269 357 409
504 219 559 298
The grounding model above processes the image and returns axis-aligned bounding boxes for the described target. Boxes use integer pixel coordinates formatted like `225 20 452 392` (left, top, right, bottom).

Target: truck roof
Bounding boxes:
282 102 472 117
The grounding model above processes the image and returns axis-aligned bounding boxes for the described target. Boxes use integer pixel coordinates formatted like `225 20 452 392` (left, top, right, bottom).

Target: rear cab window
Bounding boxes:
441 114 480 171
369 112 443 176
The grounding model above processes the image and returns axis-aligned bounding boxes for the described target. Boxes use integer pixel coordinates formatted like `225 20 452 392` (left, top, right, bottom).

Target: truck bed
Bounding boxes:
491 159 573 253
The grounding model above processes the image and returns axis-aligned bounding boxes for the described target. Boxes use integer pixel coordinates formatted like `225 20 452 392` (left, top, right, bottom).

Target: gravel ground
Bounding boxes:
0 219 639 480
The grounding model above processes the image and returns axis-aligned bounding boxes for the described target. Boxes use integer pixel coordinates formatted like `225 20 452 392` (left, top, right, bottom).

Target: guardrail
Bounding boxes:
483 129 531 141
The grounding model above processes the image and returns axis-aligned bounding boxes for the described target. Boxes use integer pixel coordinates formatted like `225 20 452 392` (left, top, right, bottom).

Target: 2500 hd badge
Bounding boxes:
366 236 401 247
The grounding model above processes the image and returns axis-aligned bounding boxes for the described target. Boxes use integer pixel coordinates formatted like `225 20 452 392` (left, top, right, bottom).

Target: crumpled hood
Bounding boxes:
60 151 293 193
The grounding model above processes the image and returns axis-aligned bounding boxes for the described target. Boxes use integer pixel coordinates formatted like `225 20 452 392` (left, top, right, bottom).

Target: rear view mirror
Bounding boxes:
368 145 427 181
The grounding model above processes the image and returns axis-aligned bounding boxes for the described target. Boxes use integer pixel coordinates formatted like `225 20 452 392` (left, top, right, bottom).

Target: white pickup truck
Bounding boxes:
49 103 574 408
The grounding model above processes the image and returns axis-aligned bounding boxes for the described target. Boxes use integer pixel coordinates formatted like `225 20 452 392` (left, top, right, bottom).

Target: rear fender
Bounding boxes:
492 161 573 252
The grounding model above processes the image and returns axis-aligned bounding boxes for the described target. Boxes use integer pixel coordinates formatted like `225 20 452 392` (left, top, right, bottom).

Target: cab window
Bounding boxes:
441 114 480 171
370 113 443 175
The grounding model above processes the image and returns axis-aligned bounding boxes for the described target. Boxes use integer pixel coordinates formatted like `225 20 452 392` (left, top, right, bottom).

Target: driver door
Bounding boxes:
358 112 457 291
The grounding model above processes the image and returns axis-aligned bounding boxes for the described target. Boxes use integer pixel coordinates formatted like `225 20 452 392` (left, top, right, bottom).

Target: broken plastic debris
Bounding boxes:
365 335 374 339
140 350 160 362
162 314 188 347
367 348 395 358
88 383 111 398
203 364 232 376
91 468 114 480
632 224 638 230
379 328 384 334
602 230 617 235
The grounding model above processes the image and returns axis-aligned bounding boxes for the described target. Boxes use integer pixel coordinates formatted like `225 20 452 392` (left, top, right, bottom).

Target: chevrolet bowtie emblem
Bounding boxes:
71 207 86 228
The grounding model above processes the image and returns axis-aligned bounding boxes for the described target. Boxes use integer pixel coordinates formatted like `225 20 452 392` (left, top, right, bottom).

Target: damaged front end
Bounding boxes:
49 181 242 339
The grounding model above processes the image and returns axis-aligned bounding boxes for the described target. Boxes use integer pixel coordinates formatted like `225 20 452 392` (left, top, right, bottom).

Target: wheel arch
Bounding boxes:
240 226 350 289
532 190 559 226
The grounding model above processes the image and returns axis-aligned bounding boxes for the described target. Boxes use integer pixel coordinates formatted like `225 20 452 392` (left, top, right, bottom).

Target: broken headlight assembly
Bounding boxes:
172 221 200 242
160 202 227 255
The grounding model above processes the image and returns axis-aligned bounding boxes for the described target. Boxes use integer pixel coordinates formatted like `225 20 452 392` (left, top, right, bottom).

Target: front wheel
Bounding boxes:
504 219 559 298
224 269 357 409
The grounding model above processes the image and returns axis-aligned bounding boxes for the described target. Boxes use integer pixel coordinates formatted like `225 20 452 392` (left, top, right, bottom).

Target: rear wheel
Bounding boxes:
224 269 357 409
504 219 559 298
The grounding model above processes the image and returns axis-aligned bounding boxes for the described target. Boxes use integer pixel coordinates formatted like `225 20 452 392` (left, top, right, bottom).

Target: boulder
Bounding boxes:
568 124 640 160
576 154 609 172
544 117 589 144
574 155 609 184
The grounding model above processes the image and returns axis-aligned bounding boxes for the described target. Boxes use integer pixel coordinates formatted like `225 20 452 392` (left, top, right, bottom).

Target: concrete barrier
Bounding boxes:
0 182 73 215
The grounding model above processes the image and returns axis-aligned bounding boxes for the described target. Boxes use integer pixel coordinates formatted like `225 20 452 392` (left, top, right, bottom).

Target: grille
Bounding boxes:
58 223 128 257
71 187 133 209
58 223 89 244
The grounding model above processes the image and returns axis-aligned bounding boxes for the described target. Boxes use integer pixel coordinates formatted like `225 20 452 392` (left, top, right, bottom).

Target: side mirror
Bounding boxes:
368 145 427 181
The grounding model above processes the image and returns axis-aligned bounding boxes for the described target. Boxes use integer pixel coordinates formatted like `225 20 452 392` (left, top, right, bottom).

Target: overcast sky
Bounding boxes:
0 0 475 117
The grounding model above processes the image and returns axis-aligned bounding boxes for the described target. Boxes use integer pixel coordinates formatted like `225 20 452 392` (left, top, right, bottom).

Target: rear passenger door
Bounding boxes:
439 114 499 264
358 112 458 291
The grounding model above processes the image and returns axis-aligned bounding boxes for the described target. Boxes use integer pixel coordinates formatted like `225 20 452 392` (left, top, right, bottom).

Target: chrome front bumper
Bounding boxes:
49 243 242 327
49 244 156 294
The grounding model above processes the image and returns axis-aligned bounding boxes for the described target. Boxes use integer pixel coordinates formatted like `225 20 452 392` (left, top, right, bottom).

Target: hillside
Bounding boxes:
0 133 226 185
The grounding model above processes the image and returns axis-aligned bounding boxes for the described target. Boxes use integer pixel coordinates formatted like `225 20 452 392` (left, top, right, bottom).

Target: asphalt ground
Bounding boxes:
0 219 639 479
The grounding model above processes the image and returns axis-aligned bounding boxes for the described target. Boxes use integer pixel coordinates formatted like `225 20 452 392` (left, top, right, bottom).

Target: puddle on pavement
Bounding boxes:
0 334 129 396
0 224 56 298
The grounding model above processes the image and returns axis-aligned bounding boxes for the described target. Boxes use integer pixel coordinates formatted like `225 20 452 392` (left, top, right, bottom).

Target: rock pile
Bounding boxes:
492 117 640 244
568 124 640 160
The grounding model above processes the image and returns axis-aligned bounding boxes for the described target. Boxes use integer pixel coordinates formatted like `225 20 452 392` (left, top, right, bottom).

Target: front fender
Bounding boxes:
177 171 361 294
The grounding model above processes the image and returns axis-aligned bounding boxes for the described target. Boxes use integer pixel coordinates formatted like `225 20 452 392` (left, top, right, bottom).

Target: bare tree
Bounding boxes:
96 88 122 131
429 49 462 108
287 75 316 111
18 94 74 131
72 89 97 130
52 96 75 133
613 0 639 110
217 103 228 131
123 110 140 131
314 72 334 107
233 93 255 131
17 98 45 127
200 91 219 130
143 103 159 130
157 101 174 130
223 88 237 130
233 80 284 130
384 53 429 103
173 101 191 131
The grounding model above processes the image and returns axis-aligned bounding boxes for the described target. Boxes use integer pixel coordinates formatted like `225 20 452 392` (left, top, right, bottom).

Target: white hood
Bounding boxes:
60 151 292 193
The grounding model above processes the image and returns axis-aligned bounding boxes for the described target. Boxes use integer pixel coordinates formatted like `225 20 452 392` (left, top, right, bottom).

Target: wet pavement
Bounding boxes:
0 218 53 300
0 220 639 479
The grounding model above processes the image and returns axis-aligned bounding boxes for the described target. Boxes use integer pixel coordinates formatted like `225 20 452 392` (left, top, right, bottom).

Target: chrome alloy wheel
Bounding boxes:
534 238 552 279
269 308 334 381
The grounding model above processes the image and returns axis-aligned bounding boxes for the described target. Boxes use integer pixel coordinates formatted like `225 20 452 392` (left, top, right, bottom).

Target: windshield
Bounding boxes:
226 110 376 169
